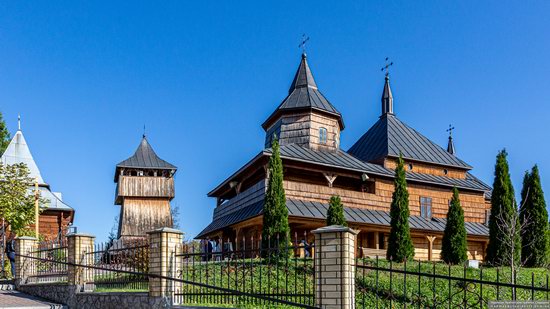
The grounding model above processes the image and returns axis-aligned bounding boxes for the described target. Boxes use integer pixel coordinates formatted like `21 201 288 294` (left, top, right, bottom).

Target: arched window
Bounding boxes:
319 127 328 144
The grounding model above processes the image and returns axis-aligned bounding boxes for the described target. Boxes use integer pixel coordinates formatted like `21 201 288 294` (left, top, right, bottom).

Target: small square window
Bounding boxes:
319 127 328 144
420 197 432 219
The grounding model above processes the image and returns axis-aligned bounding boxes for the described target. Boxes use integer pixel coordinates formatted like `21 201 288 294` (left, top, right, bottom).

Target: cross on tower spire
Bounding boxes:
446 124 455 137
381 57 393 78
17 114 21 131
298 34 310 56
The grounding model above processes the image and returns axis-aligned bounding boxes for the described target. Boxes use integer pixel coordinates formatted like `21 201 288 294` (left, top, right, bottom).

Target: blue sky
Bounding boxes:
1 1 549 242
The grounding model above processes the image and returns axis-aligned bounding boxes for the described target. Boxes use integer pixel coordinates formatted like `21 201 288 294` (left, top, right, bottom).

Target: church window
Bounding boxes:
408 164 413 171
420 197 432 219
319 127 327 144
485 209 491 225
444 169 448 175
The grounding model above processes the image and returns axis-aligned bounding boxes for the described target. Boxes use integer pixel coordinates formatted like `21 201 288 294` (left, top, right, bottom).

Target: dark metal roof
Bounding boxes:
196 201 263 238
348 114 472 169
116 136 177 170
271 144 490 192
196 198 489 238
262 54 344 130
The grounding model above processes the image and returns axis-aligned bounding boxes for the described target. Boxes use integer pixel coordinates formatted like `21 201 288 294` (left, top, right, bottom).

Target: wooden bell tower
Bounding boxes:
114 136 177 240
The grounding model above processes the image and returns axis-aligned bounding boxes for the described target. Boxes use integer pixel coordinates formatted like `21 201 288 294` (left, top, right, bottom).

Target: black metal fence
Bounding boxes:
27 238 68 284
84 238 149 292
355 256 550 309
172 233 316 308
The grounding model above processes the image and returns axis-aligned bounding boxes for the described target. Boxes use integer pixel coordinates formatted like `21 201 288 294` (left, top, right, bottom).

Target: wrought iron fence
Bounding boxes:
27 238 68 284
84 238 149 292
173 233 316 308
355 256 550 309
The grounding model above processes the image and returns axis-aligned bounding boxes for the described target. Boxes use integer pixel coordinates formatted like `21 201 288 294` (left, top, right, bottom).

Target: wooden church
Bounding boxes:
197 53 492 261
0 120 74 240
114 135 177 240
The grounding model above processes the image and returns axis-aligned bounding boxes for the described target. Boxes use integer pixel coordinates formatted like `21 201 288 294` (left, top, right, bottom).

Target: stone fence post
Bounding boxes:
313 225 358 309
147 227 183 305
67 233 95 290
14 236 37 287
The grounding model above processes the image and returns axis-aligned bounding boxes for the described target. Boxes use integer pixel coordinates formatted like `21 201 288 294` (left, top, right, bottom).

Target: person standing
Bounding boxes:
5 235 15 278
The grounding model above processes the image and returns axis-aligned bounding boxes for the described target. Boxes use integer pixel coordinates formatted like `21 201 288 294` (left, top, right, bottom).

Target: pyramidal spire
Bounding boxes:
288 53 318 94
446 125 456 155
381 75 394 116
0 128 45 184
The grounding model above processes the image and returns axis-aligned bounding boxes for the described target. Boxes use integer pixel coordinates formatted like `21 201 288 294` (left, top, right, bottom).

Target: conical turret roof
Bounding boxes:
262 53 344 130
1 129 45 184
116 136 177 170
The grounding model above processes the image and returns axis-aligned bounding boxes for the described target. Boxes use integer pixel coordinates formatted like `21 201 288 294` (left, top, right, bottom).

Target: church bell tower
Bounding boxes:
114 135 177 240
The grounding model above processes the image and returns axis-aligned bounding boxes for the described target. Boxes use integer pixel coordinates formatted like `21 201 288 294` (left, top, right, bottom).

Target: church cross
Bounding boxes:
299 34 310 54
381 57 393 77
447 124 455 137
18 114 21 130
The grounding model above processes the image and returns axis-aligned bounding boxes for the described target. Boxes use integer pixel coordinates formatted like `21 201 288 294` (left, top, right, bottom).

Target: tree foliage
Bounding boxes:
441 187 468 264
486 149 521 266
0 112 10 155
519 165 549 267
0 163 42 235
261 136 290 258
386 155 414 262
326 195 347 226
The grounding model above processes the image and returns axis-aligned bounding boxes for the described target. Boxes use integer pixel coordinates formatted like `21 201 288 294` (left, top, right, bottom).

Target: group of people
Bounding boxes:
200 238 231 261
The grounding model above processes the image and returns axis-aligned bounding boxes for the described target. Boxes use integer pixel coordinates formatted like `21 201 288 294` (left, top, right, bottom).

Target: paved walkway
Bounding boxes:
0 290 63 309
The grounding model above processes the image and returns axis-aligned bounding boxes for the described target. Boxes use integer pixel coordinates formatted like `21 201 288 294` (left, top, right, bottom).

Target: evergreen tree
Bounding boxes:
0 112 10 155
326 195 347 226
441 187 468 264
261 136 290 259
486 149 521 266
520 165 549 267
386 155 414 262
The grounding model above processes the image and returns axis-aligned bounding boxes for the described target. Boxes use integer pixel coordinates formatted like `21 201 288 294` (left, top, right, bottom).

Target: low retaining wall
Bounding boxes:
18 284 169 309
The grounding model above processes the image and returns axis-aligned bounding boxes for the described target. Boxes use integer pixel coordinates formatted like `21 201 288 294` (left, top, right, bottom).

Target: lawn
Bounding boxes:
92 257 550 308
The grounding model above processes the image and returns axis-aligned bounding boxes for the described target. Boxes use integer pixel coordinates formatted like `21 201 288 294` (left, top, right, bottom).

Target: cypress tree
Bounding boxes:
386 155 414 262
486 149 521 266
0 112 10 155
441 187 468 264
261 136 290 259
520 165 549 267
326 195 347 226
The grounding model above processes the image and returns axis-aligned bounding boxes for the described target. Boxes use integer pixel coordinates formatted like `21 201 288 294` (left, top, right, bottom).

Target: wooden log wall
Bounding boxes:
264 111 340 152
28 210 73 240
284 178 490 223
384 158 467 179
119 197 173 237
117 176 175 199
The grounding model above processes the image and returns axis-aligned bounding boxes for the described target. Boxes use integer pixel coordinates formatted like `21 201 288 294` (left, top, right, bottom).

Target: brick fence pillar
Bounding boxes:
14 236 37 287
67 233 95 290
313 225 358 309
147 227 183 304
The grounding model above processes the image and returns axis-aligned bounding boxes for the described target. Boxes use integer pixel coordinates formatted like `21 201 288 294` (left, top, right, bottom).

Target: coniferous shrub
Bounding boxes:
386 155 414 262
486 149 521 266
441 187 468 264
261 136 290 259
520 165 549 267
326 195 347 226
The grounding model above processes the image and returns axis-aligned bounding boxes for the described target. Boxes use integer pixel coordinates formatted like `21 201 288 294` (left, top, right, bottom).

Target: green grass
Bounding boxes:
355 258 550 308
90 257 550 308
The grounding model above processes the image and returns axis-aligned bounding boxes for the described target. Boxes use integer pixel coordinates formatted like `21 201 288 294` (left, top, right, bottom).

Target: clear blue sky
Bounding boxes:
1 1 549 242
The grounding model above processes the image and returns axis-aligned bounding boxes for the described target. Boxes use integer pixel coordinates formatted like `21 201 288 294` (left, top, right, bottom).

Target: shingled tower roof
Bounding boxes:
262 53 344 130
348 76 472 169
115 136 176 180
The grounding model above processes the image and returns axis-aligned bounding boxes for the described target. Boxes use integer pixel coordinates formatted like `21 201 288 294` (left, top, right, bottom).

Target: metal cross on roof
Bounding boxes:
299 34 310 54
18 114 21 131
381 57 393 77
447 124 455 137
